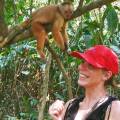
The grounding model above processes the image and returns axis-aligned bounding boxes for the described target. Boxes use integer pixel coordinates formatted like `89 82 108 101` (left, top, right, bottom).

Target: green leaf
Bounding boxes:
114 6 120 11
85 0 91 3
104 5 119 34
54 93 64 100
30 98 38 106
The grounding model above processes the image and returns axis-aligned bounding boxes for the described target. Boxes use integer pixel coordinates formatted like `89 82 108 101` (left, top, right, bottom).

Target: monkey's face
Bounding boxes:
62 4 73 20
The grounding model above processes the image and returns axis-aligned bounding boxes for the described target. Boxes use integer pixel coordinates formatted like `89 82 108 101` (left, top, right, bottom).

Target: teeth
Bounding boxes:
79 73 88 78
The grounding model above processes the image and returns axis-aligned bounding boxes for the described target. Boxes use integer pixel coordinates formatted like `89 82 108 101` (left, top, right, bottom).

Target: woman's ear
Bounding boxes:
103 70 112 81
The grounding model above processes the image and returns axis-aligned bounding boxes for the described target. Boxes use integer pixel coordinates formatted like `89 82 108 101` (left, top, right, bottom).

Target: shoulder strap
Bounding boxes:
86 96 118 120
106 102 112 120
63 97 83 120
63 96 118 120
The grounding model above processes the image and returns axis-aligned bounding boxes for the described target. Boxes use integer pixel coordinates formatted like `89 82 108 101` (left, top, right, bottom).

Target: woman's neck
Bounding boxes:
81 84 108 109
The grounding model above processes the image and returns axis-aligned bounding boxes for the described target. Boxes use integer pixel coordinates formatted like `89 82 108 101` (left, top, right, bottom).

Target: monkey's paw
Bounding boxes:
39 51 46 60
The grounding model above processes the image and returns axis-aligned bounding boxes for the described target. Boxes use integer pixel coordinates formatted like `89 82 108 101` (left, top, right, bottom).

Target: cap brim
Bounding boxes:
70 51 104 68
70 51 85 59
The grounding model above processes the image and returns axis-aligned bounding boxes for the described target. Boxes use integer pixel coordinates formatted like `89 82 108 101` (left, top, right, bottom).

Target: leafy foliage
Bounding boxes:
0 0 120 119
103 4 119 34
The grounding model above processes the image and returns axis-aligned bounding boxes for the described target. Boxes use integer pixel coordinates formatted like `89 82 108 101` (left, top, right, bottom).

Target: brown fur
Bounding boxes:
22 2 73 58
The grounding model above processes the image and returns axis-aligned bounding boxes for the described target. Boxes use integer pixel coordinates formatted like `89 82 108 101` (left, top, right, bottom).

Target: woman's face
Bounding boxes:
78 60 112 88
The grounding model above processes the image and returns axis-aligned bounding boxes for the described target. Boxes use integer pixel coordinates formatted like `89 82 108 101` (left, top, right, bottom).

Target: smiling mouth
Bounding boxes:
79 73 89 79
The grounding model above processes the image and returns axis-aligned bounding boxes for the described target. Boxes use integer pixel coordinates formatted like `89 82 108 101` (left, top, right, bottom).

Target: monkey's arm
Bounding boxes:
31 22 47 58
62 22 69 50
52 17 65 50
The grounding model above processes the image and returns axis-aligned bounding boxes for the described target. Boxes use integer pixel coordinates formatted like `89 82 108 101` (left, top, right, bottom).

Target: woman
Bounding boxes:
49 45 120 120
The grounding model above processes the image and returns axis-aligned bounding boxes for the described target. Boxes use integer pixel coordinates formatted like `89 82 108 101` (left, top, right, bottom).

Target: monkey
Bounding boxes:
23 2 73 58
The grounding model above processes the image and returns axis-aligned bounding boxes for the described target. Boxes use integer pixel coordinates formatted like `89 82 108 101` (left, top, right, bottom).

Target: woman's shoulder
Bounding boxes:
112 100 120 111
64 98 75 107
65 96 83 106
107 96 120 111
109 98 120 119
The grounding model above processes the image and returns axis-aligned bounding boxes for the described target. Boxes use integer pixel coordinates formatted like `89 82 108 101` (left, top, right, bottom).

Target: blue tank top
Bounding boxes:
63 96 117 120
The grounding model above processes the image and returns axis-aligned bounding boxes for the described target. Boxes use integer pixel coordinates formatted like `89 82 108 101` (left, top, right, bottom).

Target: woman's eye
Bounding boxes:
87 63 98 70
87 64 94 69
80 60 96 70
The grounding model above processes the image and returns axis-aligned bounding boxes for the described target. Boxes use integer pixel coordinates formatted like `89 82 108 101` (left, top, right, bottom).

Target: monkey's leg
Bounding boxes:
62 22 69 51
32 22 47 58
52 28 65 50
62 32 69 51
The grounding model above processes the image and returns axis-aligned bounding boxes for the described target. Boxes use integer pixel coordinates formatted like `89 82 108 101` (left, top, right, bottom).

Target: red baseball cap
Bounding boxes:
70 45 119 75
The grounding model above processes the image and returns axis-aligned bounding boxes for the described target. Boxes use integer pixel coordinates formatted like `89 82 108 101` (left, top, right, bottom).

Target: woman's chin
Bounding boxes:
78 80 87 87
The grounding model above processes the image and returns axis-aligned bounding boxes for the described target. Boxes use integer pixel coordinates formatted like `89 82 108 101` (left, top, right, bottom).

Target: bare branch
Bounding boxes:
38 54 51 120
0 0 8 37
0 24 31 48
0 0 117 48
46 43 73 99
79 0 84 7
72 0 117 18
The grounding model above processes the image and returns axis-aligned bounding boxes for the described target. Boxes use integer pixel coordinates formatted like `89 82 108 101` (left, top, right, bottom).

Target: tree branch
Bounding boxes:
0 24 31 48
0 0 8 37
72 0 117 18
78 0 84 8
0 0 117 48
46 43 73 99
38 54 51 120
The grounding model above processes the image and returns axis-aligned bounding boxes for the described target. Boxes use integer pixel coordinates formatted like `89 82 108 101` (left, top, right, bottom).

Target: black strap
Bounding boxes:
64 96 118 120
107 102 112 120
63 97 83 120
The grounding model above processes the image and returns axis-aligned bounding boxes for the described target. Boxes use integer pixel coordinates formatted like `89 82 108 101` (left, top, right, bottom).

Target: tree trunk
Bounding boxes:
38 55 52 120
0 0 8 37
